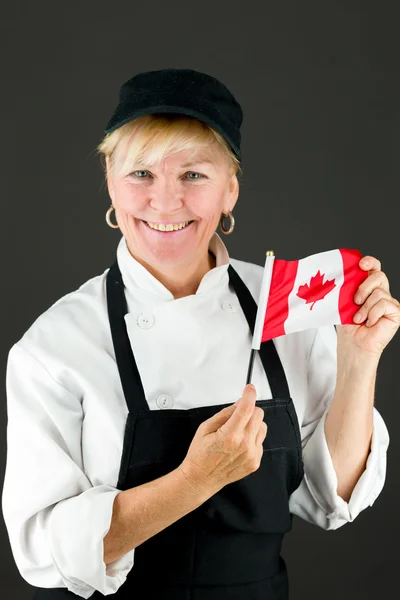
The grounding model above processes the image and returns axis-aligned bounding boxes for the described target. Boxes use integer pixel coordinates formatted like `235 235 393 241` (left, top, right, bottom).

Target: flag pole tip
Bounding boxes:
266 250 275 256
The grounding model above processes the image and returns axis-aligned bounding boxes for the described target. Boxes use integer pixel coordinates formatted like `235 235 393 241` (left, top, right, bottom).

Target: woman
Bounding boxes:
2 68 394 599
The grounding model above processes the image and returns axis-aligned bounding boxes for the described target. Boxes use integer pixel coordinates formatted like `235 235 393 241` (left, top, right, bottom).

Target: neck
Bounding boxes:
127 246 217 299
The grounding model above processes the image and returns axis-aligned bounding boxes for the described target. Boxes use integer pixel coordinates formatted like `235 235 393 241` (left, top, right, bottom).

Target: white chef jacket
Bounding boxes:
2 232 390 599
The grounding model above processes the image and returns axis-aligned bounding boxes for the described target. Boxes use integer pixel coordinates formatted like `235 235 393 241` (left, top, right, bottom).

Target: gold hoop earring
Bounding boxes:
105 205 119 229
219 211 235 235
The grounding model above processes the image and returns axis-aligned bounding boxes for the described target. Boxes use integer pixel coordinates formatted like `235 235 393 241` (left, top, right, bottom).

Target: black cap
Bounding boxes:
103 68 243 161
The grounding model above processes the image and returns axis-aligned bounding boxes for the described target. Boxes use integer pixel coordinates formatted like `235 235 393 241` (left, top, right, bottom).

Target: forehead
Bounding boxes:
137 146 226 169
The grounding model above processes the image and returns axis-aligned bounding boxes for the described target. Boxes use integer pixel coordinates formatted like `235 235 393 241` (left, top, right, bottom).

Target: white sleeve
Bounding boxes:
1 343 134 598
289 325 390 530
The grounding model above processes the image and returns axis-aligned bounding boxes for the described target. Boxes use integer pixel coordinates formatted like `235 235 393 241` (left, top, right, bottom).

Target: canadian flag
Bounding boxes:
252 248 369 346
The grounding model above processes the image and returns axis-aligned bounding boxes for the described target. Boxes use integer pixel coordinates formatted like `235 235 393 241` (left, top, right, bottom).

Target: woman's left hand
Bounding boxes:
336 255 400 359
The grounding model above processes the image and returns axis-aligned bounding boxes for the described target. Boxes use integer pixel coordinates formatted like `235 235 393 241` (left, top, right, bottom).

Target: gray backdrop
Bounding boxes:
1 1 399 598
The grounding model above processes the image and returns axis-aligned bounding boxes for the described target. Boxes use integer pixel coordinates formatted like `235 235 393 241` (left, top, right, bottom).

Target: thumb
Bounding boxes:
201 384 256 435
200 403 238 435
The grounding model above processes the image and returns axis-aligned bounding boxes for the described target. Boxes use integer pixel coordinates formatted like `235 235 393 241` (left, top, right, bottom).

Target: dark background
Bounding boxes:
1 1 399 598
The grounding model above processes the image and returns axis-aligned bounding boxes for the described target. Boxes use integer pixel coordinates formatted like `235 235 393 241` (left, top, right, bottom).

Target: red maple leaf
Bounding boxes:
296 270 336 310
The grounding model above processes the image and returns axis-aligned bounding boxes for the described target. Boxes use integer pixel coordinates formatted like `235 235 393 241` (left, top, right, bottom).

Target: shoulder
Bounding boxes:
229 256 264 302
10 267 111 385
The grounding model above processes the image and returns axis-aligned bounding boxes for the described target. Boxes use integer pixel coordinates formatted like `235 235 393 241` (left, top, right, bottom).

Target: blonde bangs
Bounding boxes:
96 114 242 180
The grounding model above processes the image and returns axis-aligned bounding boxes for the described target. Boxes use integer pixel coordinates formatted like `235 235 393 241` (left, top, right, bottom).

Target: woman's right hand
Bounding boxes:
178 384 268 494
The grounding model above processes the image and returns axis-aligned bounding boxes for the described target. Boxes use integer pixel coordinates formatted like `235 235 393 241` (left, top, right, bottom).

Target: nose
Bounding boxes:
149 179 185 214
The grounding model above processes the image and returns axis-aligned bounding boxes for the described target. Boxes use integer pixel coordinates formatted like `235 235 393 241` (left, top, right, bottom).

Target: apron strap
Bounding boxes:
106 261 147 412
227 264 290 398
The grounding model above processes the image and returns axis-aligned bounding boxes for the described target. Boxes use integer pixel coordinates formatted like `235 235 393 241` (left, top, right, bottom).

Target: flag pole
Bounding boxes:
246 250 275 385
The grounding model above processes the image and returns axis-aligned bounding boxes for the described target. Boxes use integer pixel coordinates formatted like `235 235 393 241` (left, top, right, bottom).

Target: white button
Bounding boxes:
222 300 237 312
137 311 155 329
157 394 173 409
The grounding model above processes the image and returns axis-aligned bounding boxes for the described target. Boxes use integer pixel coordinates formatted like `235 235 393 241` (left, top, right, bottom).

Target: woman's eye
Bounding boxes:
185 172 204 180
131 170 149 178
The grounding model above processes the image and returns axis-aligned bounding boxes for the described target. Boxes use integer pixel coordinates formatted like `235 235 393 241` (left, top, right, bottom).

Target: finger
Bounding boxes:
354 271 390 305
201 402 237 434
221 385 257 435
255 421 268 447
202 385 257 434
246 407 265 443
353 288 392 323
359 256 381 273
365 298 400 327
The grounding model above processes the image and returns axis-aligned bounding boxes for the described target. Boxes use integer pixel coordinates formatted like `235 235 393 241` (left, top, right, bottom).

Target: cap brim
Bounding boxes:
103 104 241 160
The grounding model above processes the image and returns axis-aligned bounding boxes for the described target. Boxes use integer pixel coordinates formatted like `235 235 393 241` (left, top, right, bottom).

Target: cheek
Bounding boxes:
113 185 146 212
189 187 225 219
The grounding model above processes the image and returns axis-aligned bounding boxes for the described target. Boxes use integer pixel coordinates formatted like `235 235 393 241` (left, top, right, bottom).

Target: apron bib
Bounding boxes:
33 260 304 600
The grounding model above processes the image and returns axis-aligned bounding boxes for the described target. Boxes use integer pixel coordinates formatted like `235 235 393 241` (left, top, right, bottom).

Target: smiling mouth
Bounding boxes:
140 219 195 231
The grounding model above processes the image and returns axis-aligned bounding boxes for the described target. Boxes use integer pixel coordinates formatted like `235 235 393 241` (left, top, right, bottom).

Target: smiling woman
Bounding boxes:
95 114 242 298
2 67 390 600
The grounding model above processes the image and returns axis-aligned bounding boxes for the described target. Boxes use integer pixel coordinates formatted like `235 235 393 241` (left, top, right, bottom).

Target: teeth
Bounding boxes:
146 221 191 231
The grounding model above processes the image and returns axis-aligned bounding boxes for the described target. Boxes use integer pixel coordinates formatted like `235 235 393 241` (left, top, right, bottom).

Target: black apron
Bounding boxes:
32 258 304 600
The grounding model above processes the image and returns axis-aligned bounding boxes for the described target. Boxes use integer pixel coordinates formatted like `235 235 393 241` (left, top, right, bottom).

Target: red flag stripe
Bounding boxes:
338 248 367 324
262 258 299 342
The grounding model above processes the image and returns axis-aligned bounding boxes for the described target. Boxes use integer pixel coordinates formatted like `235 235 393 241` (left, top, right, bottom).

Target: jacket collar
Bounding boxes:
116 231 230 300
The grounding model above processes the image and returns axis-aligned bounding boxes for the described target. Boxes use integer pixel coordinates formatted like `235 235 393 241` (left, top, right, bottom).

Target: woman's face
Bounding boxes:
105 144 239 271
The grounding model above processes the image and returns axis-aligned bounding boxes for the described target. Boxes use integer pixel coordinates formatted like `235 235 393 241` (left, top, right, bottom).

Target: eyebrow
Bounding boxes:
180 158 215 167
130 157 216 170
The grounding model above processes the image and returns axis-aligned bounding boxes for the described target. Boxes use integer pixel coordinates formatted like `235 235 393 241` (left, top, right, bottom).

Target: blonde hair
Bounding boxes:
96 114 242 183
